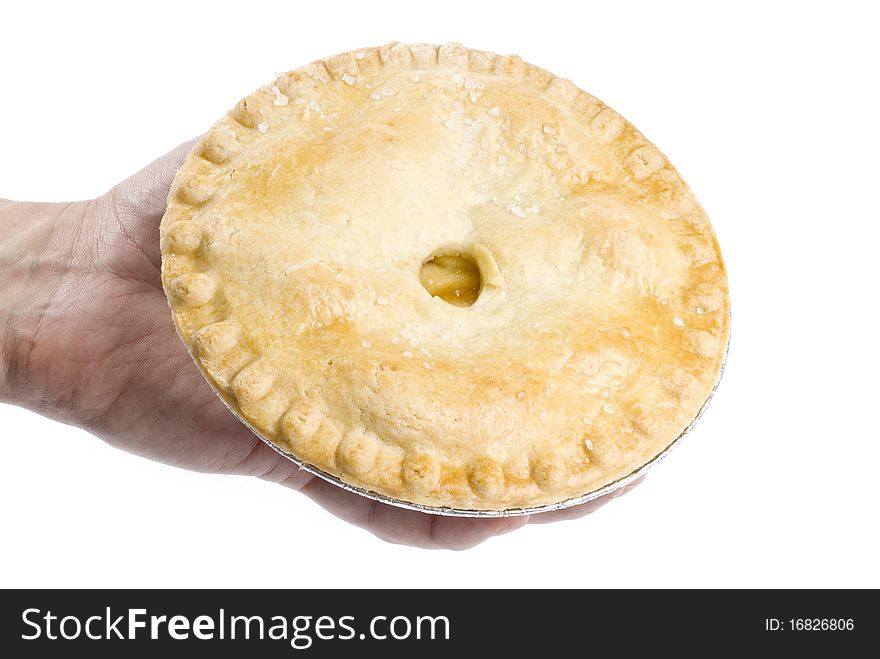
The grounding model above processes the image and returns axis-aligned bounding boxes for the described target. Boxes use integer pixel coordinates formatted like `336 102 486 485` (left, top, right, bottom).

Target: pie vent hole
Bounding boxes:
419 250 483 307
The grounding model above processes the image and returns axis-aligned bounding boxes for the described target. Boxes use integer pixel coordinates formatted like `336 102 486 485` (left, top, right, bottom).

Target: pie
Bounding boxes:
160 43 730 512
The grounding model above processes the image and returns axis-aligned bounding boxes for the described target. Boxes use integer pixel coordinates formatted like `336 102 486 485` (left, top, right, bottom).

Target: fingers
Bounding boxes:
229 438 316 492
286 471 644 547
526 476 646 524
238 440 531 549
298 477 529 550
524 495 614 524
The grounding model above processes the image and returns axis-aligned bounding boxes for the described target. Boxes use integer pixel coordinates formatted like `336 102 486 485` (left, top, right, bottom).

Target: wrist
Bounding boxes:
0 199 90 406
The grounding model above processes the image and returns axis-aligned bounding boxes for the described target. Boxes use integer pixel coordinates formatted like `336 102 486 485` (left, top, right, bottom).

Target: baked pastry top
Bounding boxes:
160 43 730 511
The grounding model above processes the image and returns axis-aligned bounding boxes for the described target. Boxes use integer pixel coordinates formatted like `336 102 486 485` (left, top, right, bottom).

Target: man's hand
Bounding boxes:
0 142 641 549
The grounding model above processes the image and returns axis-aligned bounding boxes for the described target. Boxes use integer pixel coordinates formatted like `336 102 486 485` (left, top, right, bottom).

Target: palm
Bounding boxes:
26 144 258 474
16 142 639 549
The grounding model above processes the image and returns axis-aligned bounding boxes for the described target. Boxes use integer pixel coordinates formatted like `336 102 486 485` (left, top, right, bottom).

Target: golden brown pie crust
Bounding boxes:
160 43 730 510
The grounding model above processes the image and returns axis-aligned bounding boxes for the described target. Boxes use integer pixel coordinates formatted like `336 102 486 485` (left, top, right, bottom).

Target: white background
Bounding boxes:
2 1 878 588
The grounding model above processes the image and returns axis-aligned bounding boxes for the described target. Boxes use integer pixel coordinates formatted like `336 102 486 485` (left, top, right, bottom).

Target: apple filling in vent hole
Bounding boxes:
419 252 483 307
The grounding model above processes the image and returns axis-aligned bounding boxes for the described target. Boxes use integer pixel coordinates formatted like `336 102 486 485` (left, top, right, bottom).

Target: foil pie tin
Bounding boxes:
216 330 729 518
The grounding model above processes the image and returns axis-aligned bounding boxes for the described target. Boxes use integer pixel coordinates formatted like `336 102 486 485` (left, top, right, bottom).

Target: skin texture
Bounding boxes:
0 141 640 549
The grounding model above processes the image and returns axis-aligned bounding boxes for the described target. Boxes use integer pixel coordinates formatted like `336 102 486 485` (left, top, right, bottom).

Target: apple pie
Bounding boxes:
160 43 730 511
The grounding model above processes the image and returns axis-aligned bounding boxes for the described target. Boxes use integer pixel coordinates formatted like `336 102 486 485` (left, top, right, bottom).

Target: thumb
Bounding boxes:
108 138 199 223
